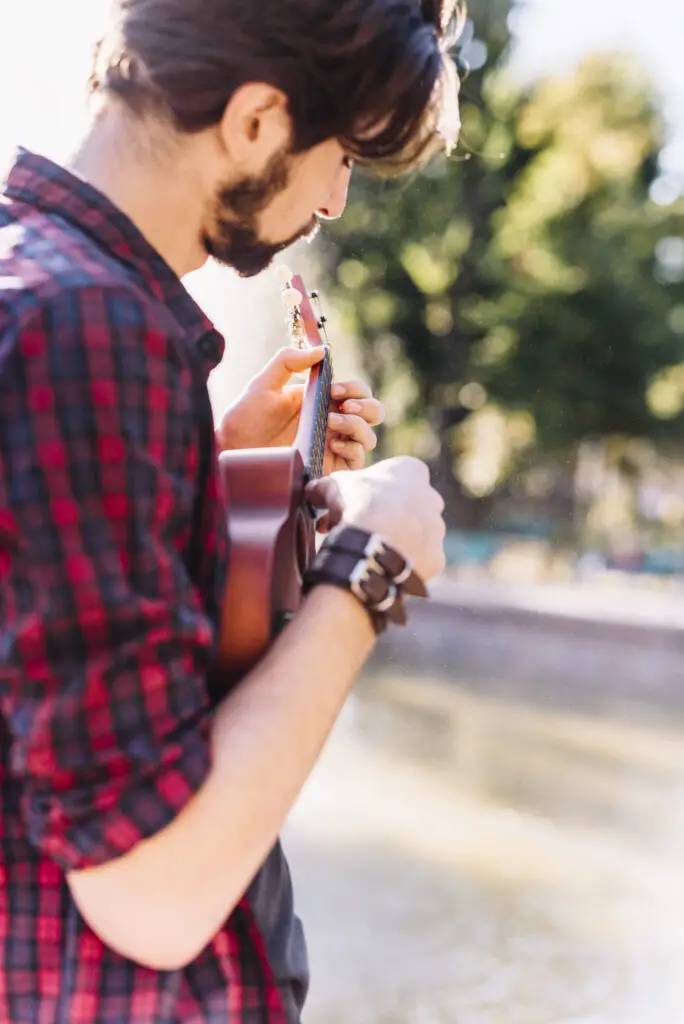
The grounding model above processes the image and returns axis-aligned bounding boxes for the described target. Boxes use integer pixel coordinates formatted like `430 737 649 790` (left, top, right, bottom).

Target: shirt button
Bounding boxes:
199 335 219 359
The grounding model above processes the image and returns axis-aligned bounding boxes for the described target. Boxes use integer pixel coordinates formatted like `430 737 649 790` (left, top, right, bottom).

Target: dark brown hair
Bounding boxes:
90 0 463 175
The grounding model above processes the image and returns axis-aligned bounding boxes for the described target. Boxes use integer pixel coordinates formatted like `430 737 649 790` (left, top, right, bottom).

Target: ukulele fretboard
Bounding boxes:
305 347 334 481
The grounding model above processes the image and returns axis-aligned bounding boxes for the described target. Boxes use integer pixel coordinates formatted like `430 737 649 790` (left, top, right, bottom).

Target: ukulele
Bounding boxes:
217 266 334 683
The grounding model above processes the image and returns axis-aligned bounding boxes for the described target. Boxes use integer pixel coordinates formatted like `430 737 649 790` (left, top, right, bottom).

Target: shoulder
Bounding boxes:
0 207 206 453
0 205 181 355
0 286 196 458
0 288 190 418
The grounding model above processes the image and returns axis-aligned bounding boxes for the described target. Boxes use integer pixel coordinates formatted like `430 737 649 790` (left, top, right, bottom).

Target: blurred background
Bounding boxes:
4 1 684 1020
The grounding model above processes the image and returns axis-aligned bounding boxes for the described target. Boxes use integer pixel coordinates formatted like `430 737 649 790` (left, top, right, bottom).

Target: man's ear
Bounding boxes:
218 84 292 172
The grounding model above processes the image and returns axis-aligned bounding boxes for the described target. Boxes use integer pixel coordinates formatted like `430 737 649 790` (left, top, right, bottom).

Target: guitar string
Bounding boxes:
282 279 334 481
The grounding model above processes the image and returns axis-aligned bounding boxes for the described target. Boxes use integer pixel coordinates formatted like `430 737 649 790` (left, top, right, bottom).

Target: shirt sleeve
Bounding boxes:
0 284 218 873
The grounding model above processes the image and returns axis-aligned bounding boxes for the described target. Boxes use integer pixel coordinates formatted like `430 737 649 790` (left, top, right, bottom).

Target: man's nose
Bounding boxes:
316 172 352 221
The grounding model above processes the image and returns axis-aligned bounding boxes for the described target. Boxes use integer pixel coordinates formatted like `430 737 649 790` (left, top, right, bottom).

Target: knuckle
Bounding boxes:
396 454 421 472
432 488 446 513
338 413 359 435
350 419 376 450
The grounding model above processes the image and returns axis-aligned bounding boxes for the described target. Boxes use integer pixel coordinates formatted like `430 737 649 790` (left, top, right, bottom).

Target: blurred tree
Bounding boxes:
322 0 518 525
484 57 684 450
321 4 684 533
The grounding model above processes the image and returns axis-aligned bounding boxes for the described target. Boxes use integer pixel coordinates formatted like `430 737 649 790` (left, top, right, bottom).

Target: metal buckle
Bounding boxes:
363 533 387 576
364 532 412 584
349 558 372 604
392 562 412 586
350 557 397 613
373 583 398 614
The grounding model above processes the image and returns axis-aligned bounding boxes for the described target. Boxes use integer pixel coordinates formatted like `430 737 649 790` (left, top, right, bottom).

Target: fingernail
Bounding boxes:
343 401 361 414
328 413 343 427
331 384 345 398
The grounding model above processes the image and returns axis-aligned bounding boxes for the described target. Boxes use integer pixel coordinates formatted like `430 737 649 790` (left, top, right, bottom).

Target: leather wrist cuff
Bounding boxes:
302 525 428 634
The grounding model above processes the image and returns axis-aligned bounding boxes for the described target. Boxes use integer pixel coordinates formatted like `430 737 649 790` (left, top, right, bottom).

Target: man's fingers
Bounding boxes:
328 438 366 470
306 476 338 508
253 346 326 390
305 477 345 531
330 379 373 401
328 412 378 452
336 396 385 427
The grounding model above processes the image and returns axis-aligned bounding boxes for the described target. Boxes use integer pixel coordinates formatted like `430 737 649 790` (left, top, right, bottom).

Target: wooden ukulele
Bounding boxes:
217 267 334 684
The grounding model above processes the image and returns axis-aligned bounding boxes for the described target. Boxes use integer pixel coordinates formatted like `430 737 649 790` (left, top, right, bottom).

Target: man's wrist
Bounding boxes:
302 582 378 646
303 525 428 634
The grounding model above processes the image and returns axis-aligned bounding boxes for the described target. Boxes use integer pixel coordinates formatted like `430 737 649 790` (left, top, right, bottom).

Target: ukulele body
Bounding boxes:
217 445 316 684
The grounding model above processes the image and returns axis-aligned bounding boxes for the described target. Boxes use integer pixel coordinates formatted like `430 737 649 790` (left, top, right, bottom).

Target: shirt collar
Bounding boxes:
2 147 225 370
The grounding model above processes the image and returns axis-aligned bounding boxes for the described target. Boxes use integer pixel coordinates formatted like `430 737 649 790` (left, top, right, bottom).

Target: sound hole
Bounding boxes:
295 508 313 577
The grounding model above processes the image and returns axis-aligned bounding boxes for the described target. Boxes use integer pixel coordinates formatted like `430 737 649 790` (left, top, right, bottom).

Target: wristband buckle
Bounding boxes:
363 532 413 586
363 533 387 576
349 557 398 613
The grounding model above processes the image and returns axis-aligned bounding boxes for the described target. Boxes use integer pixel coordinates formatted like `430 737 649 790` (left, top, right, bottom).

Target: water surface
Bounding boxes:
284 671 684 1024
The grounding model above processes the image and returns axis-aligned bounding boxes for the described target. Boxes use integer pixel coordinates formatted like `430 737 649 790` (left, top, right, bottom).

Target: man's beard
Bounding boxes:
201 149 320 278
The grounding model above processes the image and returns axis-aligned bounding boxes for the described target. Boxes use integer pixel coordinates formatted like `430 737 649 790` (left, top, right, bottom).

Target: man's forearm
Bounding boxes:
67 584 376 969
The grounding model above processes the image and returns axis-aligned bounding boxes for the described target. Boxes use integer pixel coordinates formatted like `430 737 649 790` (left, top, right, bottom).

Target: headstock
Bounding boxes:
276 264 330 352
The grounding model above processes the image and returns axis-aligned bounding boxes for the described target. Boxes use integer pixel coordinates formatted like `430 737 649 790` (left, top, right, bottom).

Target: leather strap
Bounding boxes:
303 525 428 634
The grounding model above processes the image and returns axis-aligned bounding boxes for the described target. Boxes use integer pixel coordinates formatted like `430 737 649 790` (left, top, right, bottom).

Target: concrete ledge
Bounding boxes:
371 580 684 718
429 578 684 630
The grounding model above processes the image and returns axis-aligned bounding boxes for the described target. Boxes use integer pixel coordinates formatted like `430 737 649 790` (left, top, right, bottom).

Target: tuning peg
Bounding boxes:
275 264 293 287
281 287 302 309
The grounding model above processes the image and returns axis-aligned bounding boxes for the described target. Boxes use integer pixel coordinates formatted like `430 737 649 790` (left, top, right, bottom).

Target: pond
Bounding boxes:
284 666 684 1024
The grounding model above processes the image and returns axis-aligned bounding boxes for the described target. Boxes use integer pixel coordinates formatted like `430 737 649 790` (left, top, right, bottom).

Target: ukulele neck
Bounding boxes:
283 271 334 483
297 347 333 481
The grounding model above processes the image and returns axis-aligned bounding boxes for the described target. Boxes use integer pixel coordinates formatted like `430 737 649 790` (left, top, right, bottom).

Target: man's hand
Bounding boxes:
216 346 384 473
307 456 447 582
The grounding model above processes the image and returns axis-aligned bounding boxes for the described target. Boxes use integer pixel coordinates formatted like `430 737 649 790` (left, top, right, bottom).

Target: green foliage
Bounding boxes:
486 56 684 447
320 1 684 524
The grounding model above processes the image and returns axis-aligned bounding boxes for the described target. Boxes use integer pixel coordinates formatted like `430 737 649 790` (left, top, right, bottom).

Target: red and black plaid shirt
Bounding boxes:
0 150 293 1023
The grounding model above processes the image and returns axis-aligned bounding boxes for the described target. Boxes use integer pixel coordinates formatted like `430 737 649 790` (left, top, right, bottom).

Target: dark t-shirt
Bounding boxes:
248 843 309 1019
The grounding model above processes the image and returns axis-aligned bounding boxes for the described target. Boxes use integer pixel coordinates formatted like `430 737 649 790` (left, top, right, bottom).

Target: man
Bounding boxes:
0 0 460 1020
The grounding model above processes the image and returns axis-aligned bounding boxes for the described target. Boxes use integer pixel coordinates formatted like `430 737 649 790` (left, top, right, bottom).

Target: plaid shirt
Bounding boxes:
0 150 292 1023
